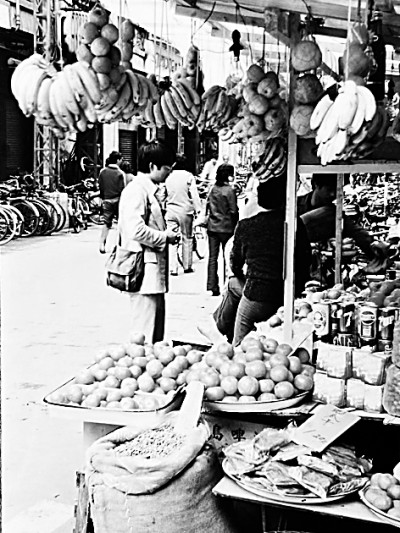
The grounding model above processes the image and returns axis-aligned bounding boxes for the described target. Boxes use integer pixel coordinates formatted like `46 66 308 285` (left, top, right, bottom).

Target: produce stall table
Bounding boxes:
212 476 397 532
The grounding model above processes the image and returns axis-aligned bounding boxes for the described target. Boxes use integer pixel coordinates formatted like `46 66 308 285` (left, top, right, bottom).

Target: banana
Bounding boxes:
331 128 348 157
48 77 69 130
36 77 53 121
100 79 132 123
204 88 221 116
219 99 233 126
96 86 119 112
153 99 166 128
190 103 201 123
143 100 155 126
348 92 366 136
365 108 384 140
120 97 137 121
356 85 377 122
350 122 369 146
73 61 102 104
316 102 339 144
53 76 76 130
24 69 49 117
11 54 47 101
169 85 191 123
219 127 234 141
310 95 333 131
202 85 220 101
160 92 177 129
178 77 201 106
78 84 98 124
146 76 159 104
75 110 88 132
64 64 85 103
174 81 193 110
57 70 81 117
163 88 191 126
214 89 229 119
14 64 42 114
136 74 149 107
114 71 127 92
337 81 358 130
375 107 390 139
125 70 140 104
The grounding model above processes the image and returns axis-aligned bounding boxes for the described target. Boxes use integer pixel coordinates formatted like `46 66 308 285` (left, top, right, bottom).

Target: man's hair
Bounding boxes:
106 151 122 165
137 140 175 173
311 173 337 189
173 154 188 171
257 177 286 209
216 163 234 185
120 161 132 174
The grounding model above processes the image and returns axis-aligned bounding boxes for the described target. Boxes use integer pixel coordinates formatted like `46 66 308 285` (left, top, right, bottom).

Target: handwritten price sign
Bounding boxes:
292 404 360 452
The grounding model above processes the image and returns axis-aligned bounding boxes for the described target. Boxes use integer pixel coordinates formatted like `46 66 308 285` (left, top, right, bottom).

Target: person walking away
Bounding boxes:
119 161 135 186
165 154 202 276
206 164 239 296
200 154 218 185
117 140 178 344
99 151 124 254
231 178 311 346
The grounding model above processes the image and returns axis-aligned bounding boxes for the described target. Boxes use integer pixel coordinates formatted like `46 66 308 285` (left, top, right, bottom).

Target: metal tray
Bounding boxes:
359 484 400 529
204 392 309 413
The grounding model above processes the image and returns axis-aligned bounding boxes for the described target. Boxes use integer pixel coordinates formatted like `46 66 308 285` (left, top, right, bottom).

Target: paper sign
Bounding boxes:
291 404 360 452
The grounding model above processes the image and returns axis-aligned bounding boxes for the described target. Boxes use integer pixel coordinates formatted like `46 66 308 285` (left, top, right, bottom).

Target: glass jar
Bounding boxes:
383 364 400 417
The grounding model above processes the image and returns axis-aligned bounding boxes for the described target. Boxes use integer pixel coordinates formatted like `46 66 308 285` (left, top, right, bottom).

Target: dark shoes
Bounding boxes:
99 245 106 254
211 289 220 296
184 268 195 274
170 271 178 276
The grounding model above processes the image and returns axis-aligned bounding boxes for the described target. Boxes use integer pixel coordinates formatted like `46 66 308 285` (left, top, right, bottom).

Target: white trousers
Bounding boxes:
129 293 165 344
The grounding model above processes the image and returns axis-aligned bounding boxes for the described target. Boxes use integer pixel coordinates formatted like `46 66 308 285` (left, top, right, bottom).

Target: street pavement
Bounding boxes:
1 224 220 532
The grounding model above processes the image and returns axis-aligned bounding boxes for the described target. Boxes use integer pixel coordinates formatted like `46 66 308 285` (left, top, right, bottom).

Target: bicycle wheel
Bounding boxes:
3 205 24 237
29 199 52 235
76 197 88 230
50 199 67 232
88 196 103 225
11 199 40 237
0 207 18 245
193 226 207 260
39 198 60 235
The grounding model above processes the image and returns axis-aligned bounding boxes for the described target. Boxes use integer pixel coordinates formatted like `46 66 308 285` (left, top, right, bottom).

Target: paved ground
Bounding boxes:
1 225 220 532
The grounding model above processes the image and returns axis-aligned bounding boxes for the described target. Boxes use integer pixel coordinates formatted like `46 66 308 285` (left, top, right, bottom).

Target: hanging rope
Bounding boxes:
153 0 157 75
345 0 353 81
158 0 164 80
165 1 171 79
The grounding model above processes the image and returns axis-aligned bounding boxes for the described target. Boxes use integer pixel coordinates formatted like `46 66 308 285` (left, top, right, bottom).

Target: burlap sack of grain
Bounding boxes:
87 419 236 533
86 412 209 495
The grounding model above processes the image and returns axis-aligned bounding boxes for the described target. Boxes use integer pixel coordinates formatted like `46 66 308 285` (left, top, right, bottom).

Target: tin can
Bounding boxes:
378 307 396 341
312 300 331 338
338 302 355 334
357 303 378 342
378 339 393 354
330 301 340 337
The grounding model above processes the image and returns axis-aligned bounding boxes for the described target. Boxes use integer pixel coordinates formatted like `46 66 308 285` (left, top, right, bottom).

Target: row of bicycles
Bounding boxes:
0 175 103 246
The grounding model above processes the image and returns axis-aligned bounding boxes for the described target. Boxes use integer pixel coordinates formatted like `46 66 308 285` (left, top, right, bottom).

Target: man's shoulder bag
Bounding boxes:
106 242 144 293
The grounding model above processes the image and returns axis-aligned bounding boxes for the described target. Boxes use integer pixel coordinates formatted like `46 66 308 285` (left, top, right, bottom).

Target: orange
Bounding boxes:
162 364 180 380
120 397 139 410
90 36 111 56
75 369 95 385
106 389 123 402
219 362 232 377
216 342 234 359
174 355 189 371
238 395 256 403
158 348 175 365
109 345 126 361
82 394 101 408
65 385 84 404
270 365 289 383
94 348 109 363
96 388 108 401
146 359 164 379
205 386 225 401
274 381 295 399
293 374 313 391
222 395 239 402
176 371 188 386
106 401 121 409
117 356 134 368
228 362 246 379
92 368 108 382
129 365 142 379
137 373 156 392
103 375 121 389
301 364 316 377
173 345 187 356
220 376 239 395
269 353 290 368
245 347 264 362
79 22 99 44
238 376 259 396
259 378 275 393
132 356 148 369
258 392 277 402
100 23 119 44
98 356 114 371
261 337 279 354
240 336 263 352
158 377 176 393
76 44 94 64
120 382 138 398
200 369 220 388
276 343 293 357
288 356 302 375
126 344 146 358
205 351 219 367
185 370 202 384
296 348 310 364
129 332 146 345
232 352 246 365
187 350 203 365
114 367 131 381
245 361 267 379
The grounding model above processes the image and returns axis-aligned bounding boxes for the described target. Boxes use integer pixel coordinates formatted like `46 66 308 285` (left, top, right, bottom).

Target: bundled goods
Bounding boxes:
11 5 159 133
224 428 371 499
251 137 287 182
309 22 389 164
157 78 202 130
289 40 323 138
196 85 236 133
219 64 288 144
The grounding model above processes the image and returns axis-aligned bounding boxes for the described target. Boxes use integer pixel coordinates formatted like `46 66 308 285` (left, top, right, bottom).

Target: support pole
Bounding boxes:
335 173 344 285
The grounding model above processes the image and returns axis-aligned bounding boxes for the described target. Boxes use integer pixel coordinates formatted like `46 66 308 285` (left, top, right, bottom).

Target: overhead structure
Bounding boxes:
33 0 59 188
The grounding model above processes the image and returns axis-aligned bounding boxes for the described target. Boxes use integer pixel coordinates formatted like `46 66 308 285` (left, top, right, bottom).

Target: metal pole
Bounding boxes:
335 173 344 285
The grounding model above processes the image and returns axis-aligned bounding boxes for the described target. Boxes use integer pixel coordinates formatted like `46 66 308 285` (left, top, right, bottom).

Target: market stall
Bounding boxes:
15 0 398 531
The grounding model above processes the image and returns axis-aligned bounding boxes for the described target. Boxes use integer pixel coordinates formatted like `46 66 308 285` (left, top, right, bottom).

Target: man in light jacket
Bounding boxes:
118 141 178 344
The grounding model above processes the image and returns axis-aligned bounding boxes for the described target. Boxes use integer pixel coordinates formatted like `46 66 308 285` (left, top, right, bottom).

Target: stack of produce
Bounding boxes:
251 137 288 182
289 40 323 138
310 22 390 164
45 332 315 411
196 85 236 133
10 5 158 134
156 79 202 130
224 428 371 499
362 472 400 520
220 63 288 144
119 19 136 70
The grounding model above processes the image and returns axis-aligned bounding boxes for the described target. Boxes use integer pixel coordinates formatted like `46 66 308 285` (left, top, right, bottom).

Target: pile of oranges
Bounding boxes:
46 333 315 410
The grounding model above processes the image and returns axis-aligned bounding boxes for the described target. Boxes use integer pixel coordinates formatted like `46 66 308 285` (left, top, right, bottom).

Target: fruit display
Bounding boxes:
361 473 400 523
366 278 400 308
219 64 288 146
45 331 315 411
196 85 236 133
11 6 158 136
251 137 288 182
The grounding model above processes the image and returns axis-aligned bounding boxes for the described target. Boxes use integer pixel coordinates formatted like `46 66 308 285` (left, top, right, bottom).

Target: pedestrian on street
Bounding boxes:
119 160 135 186
165 154 202 276
206 164 239 296
98 151 124 254
117 140 178 344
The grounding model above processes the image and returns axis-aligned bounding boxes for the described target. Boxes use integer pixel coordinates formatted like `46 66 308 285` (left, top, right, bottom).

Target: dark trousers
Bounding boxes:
233 294 280 347
206 231 232 293
213 276 245 343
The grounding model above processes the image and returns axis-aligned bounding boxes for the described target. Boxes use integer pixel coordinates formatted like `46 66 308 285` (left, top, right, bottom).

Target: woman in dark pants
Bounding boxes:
206 164 238 296
231 178 311 346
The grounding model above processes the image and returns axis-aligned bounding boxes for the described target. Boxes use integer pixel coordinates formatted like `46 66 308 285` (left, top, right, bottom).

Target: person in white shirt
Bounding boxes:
165 155 202 275
200 155 218 184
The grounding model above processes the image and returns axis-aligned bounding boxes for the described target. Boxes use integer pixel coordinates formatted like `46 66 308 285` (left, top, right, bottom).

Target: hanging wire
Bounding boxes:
153 0 157 75
191 1 216 40
158 0 164 80
165 0 171 79
233 0 253 63
345 0 353 81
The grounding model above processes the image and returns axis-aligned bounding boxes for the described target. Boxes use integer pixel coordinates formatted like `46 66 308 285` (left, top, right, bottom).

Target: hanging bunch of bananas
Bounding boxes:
196 85 236 133
10 54 159 135
154 78 201 130
251 137 287 182
311 80 389 165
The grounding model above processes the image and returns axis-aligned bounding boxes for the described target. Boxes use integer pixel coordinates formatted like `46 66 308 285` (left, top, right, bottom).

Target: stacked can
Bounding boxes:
357 303 379 348
377 307 399 352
